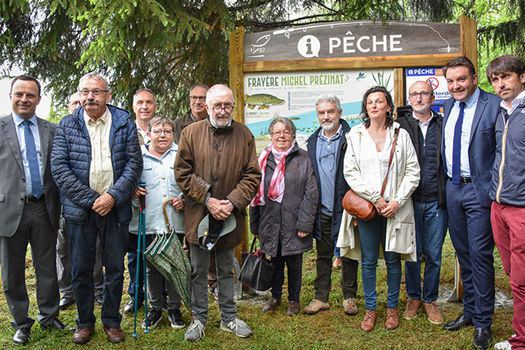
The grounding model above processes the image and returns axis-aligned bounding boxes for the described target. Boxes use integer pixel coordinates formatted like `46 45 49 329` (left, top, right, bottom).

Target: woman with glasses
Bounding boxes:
250 117 318 316
339 86 420 331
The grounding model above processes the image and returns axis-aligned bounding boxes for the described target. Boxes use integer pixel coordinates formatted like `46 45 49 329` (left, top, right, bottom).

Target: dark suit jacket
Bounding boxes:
0 114 60 237
441 88 500 208
306 119 350 241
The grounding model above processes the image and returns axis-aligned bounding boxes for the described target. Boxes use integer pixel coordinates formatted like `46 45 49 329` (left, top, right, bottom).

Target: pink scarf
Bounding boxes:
251 143 294 206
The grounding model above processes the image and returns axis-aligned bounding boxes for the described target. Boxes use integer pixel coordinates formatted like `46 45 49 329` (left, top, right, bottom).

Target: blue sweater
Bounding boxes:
490 100 525 206
51 105 143 224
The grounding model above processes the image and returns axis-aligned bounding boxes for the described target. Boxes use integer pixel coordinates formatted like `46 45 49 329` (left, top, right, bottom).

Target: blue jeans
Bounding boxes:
358 215 401 310
67 210 129 329
405 201 448 302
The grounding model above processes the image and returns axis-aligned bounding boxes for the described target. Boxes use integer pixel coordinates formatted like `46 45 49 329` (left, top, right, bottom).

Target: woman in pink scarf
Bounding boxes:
250 117 318 316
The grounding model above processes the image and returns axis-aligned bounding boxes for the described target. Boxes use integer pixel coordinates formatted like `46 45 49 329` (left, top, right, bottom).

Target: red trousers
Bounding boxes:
491 201 525 349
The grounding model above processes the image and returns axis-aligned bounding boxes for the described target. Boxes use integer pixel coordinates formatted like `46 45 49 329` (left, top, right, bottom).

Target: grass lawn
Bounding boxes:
0 235 513 349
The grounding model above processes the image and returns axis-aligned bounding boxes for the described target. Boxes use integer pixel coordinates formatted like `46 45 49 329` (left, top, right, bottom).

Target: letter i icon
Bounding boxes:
306 39 313 55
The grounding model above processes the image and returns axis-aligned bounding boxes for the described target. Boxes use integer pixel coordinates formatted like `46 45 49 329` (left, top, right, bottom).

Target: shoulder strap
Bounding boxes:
380 128 400 197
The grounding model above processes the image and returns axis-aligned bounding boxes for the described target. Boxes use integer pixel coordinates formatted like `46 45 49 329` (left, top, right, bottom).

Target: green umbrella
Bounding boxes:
144 199 192 313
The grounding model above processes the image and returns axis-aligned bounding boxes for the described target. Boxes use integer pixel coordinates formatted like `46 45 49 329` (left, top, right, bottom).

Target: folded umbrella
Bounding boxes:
144 199 192 313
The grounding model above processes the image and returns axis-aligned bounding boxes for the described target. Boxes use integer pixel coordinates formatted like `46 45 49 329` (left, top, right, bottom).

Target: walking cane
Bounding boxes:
132 182 150 337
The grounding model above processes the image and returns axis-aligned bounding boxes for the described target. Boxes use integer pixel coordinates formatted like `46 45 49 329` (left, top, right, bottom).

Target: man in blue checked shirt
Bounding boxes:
129 116 186 330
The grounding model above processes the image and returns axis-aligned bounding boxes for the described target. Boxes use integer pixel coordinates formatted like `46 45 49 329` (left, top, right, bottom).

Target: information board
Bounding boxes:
244 69 394 150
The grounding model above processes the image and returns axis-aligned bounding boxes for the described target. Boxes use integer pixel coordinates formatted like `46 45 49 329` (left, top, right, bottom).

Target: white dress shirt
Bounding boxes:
444 88 481 178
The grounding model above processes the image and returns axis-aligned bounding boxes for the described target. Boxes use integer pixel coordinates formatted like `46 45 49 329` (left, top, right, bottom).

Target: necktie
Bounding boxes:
451 101 466 185
22 120 43 198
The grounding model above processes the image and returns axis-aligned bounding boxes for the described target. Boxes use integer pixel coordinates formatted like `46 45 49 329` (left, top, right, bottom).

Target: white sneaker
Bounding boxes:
184 320 205 342
219 318 253 338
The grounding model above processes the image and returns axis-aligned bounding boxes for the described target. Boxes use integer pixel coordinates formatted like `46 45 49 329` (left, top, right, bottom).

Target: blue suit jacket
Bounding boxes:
441 88 500 208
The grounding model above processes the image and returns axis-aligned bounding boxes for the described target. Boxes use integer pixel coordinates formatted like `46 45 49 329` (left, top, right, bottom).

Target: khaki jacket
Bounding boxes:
337 122 420 262
175 119 261 249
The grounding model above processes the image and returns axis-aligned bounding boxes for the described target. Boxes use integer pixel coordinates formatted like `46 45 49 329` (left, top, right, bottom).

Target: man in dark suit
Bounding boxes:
441 56 500 350
0 75 65 345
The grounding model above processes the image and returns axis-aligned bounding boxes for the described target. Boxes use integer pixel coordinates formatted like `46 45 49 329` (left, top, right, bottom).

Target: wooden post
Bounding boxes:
228 26 249 265
393 68 405 114
459 15 478 70
229 26 246 124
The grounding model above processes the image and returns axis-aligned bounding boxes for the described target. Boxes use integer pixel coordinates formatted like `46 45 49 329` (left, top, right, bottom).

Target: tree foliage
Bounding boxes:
0 0 523 117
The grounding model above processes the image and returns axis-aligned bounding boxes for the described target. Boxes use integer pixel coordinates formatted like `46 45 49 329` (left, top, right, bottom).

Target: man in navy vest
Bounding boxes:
396 81 447 325
441 56 500 350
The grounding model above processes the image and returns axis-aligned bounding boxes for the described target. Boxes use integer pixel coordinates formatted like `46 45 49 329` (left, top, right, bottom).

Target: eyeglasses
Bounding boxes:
78 89 109 96
409 91 433 98
190 96 206 101
272 130 292 137
151 129 173 135
211 104 233 113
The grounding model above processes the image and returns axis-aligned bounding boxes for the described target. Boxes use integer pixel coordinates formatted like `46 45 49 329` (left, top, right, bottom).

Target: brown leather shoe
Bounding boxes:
103 326 125 343
360 309 376 331
303 299 330 315
385 307 399 330
262 297 281 312
423 301 443 324
72 327 94 345
343 298 358 315
403 298 422 320
287 301 300 316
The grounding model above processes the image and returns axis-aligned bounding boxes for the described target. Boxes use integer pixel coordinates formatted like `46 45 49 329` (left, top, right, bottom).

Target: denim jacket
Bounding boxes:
129 143 184 235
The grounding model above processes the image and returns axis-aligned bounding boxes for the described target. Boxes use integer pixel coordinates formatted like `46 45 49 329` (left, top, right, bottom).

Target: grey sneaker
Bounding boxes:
219 318 253 338
184 320 205 342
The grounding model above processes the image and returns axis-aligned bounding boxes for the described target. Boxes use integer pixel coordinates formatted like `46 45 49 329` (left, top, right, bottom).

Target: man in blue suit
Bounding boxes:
441 56 500 350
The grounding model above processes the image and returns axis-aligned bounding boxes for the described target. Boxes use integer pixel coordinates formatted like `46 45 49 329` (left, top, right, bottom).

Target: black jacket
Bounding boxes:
249 143 318 257
396 105 446 208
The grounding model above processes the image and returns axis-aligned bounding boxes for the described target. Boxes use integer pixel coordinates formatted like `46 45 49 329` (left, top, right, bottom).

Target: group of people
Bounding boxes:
0 53 523 350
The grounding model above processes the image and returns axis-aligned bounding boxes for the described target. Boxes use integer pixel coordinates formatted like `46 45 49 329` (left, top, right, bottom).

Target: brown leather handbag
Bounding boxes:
342 129 399 221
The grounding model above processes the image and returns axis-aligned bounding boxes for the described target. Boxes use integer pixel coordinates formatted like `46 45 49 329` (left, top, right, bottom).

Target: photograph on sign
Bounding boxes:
244 69 394 151
405 67 450 115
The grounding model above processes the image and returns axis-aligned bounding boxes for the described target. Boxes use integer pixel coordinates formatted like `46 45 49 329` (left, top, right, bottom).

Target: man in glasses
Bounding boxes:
173 84 209 144
56 93 105 311
51 71 142 345
396 81 448 325
175 84 261 342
